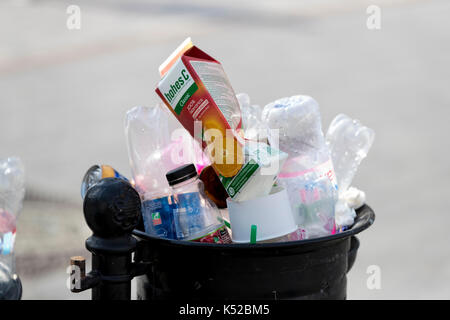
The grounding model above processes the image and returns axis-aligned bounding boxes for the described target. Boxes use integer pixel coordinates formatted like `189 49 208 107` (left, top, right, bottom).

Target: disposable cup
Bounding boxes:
226 187 297 243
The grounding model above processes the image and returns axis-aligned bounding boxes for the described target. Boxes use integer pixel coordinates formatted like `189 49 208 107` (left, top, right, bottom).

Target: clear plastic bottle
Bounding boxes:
124 105 173 197
325 114 375 230
166 164 231 243
0 157 25 299
237 92 268 142
124 105 178 239
326 113 375 196
262 95 337 238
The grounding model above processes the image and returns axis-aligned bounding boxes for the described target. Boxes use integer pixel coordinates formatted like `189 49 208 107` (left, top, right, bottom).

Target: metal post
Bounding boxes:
69 178 148 300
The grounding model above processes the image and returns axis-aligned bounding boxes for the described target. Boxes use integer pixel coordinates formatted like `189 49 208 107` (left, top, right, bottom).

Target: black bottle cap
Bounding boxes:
165 164 198 186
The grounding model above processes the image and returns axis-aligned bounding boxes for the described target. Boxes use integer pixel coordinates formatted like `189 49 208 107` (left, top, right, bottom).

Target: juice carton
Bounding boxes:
155 38 287 202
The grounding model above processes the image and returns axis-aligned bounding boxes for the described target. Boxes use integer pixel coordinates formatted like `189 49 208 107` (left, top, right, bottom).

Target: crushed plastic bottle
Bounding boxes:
124 105 174 198
124 105 208 239
326 114 374 229
326 114 375 194
262 95 338 238
0 157 25 299
237 93 268 142
0 158 25 217
262 95 328 157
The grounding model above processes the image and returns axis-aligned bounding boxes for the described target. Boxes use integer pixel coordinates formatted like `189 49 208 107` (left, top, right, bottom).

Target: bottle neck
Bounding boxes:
170 176 198 190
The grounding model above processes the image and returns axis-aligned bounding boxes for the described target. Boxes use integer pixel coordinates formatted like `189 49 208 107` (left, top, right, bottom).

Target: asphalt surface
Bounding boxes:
1 0 449 299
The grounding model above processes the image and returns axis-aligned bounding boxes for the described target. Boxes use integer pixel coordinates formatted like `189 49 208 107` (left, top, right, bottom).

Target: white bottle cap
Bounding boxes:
227 187 297 243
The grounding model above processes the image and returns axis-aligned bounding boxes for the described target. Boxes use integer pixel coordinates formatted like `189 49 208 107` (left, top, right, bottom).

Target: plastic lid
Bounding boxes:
165 164 198 186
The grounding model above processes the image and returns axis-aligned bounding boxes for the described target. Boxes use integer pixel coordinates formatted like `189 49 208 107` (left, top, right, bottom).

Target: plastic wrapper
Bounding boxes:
262 95 326 157
278 171 336 238
125 105 209 239
124 105 207 198
237 93 268 142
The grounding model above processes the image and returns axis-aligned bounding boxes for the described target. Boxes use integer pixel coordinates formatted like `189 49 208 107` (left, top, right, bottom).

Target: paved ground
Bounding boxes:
1 0 450 299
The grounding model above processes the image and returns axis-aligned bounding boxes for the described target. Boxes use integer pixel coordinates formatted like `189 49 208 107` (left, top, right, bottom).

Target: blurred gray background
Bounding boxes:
1 0 449 299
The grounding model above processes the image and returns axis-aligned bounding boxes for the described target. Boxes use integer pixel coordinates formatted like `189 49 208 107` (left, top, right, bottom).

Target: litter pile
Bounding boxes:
81 38 375 244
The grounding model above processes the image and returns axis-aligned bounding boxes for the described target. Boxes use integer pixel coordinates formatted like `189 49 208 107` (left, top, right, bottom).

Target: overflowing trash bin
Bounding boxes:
132 205 374 300
69 38 376 300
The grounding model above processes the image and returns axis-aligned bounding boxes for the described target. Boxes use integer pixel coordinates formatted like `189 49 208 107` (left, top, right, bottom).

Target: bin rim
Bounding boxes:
132 204 375 250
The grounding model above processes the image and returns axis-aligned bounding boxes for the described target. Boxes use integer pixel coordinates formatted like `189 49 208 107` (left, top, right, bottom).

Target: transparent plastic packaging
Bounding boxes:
326 114 375 229
262 95 337 238
124 105 174 198
326 114 375 194
0 157 25 298
167 164 231 243
125 105 210 239
124 105 208 198
262 95 327 157
278 171 336 238
237 93 268 142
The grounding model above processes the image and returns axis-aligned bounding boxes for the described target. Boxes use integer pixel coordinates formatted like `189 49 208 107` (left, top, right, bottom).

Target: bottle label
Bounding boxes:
190 225 232 244
142 196 176 239
279 158 338 191
0 209 16 255
172 192 204 240
0 231 15 255
172 192 232 243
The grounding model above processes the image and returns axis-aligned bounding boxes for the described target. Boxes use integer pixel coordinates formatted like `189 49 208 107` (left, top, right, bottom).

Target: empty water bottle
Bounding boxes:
125 105 175 238
166 164 231 243
262 95 338 238
326 114 375 194
326 114 375 230
0 157 25 299
237 93 268 142
124 105 208 239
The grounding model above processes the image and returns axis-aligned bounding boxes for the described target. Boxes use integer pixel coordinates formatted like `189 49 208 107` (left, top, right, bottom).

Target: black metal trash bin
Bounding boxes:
73 178 374 300
132 205 374 300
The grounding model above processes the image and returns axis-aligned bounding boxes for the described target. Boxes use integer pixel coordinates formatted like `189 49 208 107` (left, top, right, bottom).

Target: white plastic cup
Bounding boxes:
226 187 297 243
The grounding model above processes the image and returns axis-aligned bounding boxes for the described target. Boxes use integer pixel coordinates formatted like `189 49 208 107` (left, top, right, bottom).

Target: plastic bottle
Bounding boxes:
237 93 268 142
325 114 375 230
166 164 231 243
124 105 208 239
0 157 25 299
124 105 173 198
262 95 337 238
326 114 375 196
80 165 128 199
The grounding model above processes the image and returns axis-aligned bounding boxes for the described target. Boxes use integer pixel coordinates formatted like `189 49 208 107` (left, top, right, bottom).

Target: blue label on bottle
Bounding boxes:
0 232 15 255
141 196 176 239
172 192 206 240
113 170 129 182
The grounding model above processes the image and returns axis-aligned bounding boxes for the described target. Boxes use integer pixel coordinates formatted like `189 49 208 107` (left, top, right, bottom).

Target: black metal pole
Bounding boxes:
70 178 144 300
87 235 136 300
